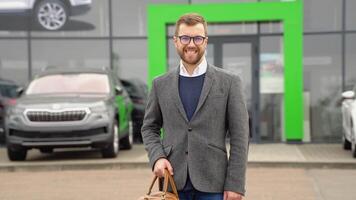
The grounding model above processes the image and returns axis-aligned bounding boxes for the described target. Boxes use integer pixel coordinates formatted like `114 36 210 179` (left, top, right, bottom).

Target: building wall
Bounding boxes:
0 0 354 142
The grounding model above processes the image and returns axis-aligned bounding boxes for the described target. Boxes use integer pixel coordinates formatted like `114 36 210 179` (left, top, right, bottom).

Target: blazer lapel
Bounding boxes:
191 64 214 121
172 67 189 122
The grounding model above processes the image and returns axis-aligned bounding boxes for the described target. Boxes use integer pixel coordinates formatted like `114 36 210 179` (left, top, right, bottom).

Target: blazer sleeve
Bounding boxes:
141 79 166 170
224 74 249 195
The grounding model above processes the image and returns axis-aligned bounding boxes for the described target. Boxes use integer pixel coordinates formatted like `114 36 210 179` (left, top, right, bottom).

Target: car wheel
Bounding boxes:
343 135 352 150
101 120 119 158
120 120 133 150
7 146 27 161
34 0 69 31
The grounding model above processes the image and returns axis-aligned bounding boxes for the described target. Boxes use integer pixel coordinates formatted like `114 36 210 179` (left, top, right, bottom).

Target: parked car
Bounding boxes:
0 78 19 144
5 67 133 161
0 0 91 30
120 78 148 143
341 85 356 158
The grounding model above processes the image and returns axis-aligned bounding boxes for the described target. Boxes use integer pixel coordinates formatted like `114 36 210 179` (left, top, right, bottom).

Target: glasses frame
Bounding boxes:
176 35 207 45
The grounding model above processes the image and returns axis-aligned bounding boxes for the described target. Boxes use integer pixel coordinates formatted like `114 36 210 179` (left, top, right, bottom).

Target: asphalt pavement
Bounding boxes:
0 143 356 172
0 167 355 200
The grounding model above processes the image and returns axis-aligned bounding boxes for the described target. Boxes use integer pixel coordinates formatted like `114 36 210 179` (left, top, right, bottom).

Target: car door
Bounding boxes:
112 76 132 136
0 0 29 11
342 86 356 140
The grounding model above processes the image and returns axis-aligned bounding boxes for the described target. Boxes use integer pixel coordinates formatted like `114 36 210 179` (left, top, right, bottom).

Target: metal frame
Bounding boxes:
208 36 261 142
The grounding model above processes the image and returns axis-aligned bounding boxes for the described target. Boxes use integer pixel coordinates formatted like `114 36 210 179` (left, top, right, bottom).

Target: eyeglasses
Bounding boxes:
177 35 207 45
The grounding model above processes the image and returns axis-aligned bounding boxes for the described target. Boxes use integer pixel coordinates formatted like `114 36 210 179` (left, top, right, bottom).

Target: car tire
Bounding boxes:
33 0 69 31
101 120 119 158
120 120 133 150
7 146 27 161
343 136 352 150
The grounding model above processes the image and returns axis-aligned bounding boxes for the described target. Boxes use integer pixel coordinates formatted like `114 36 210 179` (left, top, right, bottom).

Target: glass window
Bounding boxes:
31 39 110 78
303 0 342 32
168 22 257 37
259 21 283 34
113 39 148 84
346 0 356 30
303 34 342 142
346 34 356 87
112 0 188 37
0 40 28 85
259 36 284 142
31 0 109 37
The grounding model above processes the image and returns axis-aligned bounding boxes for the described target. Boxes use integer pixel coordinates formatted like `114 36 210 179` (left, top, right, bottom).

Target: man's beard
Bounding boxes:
177 46 205 65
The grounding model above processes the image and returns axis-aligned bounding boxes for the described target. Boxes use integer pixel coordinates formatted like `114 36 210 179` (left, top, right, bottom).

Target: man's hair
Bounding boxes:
174 13 208 36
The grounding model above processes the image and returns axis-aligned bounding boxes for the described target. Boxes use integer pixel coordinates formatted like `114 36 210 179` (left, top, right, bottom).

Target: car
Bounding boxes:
120 78 148 143
0 0 91 30
5 67 133 161
341 85 356 158
0 78 19 144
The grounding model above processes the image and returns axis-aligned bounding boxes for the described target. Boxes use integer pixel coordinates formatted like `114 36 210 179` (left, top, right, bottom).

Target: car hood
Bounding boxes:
16 94 110 107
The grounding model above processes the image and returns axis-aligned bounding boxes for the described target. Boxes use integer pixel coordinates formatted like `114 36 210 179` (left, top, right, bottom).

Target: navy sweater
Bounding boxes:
178 74 205 121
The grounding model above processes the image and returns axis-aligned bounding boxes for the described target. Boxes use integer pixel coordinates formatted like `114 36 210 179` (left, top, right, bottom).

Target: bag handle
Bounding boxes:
146 169 179 198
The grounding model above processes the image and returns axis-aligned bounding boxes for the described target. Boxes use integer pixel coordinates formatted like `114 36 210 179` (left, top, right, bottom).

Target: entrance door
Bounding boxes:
208 36 261 142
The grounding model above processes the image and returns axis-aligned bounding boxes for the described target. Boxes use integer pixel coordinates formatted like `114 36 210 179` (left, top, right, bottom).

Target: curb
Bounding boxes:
1 161 356 172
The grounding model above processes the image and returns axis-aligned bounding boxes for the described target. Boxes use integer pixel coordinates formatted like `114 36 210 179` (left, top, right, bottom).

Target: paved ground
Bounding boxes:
0 143 356 171
0 167 355 200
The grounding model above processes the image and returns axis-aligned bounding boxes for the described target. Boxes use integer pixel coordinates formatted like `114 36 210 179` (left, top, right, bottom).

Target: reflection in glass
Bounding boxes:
304 35 342 142
303 0 342 32
113 39 147 83
0 40 28 85
31 39 109 78
31 0 109 37
259 36 284 142
346 34 356 88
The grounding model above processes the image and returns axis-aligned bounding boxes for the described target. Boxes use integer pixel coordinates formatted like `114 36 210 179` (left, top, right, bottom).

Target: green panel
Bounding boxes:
147 0 303 141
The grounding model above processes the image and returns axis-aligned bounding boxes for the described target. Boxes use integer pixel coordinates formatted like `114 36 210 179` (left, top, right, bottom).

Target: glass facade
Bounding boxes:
0 0 353 142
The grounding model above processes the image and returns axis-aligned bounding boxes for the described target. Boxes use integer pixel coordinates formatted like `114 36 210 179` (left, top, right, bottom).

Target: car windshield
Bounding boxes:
0 84 18 98
26 73 110 95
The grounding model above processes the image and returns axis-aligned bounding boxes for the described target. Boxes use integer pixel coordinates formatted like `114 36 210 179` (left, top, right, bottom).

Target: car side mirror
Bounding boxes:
342 91 355 100
16 87 24 97
115 86 123 95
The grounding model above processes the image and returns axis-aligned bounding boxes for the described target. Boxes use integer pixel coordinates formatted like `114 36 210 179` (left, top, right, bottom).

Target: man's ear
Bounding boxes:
173 36 178 48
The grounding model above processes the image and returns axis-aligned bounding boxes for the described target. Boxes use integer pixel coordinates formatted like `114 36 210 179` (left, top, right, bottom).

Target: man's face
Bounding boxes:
174 23 208 66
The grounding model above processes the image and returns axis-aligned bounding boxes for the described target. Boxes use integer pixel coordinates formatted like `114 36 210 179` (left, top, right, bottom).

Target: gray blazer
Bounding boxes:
141 64 249 195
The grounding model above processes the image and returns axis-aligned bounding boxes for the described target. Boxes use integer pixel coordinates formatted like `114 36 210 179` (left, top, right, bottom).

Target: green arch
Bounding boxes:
147 0 304 141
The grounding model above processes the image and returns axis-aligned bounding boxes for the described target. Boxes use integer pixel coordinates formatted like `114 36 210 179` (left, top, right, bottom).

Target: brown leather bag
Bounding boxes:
138 169 179 200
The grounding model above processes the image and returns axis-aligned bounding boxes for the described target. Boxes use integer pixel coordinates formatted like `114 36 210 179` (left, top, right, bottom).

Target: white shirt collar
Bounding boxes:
179 57 207 77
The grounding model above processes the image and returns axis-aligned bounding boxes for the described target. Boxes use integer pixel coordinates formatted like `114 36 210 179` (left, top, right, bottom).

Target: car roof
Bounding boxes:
36 66 112 77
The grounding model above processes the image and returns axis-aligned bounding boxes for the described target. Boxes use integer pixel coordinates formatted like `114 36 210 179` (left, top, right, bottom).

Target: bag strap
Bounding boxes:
146 169 179 198
163 169 179 197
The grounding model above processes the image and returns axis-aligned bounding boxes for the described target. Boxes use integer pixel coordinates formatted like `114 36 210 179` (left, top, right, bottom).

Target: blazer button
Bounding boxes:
185 151 188 155
188 128 192 132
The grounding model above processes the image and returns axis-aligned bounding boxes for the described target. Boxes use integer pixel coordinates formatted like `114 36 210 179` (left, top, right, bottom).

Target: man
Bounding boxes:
141 13 249 200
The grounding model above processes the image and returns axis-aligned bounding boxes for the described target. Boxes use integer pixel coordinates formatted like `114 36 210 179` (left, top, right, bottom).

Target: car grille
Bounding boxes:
10 127 107 139
26 110 87 122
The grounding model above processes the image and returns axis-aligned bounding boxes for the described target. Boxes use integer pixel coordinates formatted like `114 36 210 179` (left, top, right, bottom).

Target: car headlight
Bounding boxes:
90 101 108 113
7 106 25 116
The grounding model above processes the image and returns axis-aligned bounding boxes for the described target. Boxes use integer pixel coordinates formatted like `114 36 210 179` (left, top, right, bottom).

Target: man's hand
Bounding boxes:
153 158 174 177
224 191 243 200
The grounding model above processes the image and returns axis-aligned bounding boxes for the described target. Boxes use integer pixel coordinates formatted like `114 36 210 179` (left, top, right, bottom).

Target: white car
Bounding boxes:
341 88 356 157
0 0 91 30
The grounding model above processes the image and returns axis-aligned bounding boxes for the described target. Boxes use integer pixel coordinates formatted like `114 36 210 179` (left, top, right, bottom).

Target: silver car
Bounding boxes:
0 0 91 30
341 85 356 158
